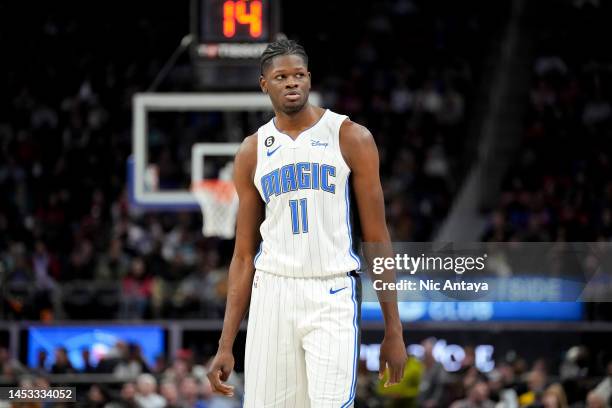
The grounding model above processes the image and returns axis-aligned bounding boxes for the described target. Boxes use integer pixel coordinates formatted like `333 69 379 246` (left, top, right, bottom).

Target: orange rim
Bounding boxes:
192 180 236 203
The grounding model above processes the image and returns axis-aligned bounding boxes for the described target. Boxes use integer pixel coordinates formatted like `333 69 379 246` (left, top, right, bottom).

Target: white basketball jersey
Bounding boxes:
253 109 361 278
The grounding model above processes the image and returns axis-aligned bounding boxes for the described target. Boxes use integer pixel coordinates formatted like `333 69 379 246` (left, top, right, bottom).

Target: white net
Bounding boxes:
191 144 241 239
193 178 238 239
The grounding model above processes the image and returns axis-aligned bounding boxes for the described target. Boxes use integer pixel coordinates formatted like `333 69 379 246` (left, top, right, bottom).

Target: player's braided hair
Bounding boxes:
260 39 308 74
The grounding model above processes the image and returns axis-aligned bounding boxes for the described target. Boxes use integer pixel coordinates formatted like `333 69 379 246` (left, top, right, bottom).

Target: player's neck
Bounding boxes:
274 104 325 139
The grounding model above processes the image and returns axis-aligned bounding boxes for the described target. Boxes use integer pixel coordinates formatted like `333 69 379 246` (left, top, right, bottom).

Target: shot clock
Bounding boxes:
191 0 281 89
201 0 270 43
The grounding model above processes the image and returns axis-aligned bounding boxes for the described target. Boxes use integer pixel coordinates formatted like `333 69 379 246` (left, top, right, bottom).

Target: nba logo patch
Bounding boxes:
254 275 259 288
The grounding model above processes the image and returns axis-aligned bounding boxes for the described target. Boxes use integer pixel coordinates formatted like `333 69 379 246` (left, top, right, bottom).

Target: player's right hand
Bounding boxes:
207 351 235 397
379 333 408 387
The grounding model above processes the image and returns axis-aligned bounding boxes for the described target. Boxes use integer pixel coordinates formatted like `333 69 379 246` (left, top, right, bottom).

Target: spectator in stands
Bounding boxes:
355 360 378 407
585 391 607 408
33 374 51 391
5 242 32 285
135 373 165 408
113 342 149 379
458 346 477 377
518 368 549 407
1 247 32 319
65 239 96 281
163 349 192 384
17 375 33 389
455 347 481 402
450 380 496 408
31 240 58 319
179 375 207 408
34 349 49 375
50 346 75 374
120 257 153 319
96 340 128 374
559 346 592 405
162 221 197 268
497 361 519 392
31 375 54 408
85 384 110 408
105 381 139 408
560 346 590 381
152 353 168 375
0 346 27 381
95 237 130 281
160 380 181 408
591 357 612 406
487 369 519 408
418 337 448 408
541 383 569 408
173 250 225 318
81 347 95 373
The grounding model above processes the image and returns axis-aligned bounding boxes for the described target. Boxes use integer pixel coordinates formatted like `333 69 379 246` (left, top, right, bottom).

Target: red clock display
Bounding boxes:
201 0 270 43
223 1 262 38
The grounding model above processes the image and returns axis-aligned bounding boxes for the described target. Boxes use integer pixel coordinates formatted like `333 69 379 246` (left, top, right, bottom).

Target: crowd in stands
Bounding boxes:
482 0 612 243
1 340 611 407
355 339 612 408
0 0 508 320
302 0 507 242
0 344 242 407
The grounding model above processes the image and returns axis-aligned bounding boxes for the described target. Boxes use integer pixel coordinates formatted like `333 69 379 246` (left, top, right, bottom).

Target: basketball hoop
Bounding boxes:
192 179 238 239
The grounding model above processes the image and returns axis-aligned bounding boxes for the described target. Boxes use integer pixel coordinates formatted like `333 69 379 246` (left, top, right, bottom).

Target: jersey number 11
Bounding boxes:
289 198 308 234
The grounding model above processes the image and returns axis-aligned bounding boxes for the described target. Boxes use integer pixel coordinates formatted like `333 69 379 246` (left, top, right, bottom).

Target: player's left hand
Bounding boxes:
378 333 407 387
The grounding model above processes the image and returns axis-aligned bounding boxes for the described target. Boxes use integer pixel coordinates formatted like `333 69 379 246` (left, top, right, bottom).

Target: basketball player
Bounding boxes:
207 39 407 407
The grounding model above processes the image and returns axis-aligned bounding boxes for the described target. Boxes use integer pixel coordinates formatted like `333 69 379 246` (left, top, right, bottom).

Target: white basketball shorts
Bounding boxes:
244 270 361 408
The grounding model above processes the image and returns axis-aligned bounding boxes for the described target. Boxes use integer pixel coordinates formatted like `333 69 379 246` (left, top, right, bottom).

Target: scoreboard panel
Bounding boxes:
201 0 270 43
191 0 280 89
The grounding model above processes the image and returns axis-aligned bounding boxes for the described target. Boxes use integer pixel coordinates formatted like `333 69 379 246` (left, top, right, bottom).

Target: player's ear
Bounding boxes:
260 75 268 94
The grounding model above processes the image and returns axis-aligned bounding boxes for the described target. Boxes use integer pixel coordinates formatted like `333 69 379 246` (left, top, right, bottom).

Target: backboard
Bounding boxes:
129 92 321 210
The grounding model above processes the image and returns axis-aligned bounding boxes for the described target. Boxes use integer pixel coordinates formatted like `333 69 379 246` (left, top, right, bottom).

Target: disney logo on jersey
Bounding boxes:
311 140 329 148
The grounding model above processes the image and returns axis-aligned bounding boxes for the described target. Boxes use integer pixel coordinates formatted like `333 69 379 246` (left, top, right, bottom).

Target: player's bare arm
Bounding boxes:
340 119 408 386
207 134 262 396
